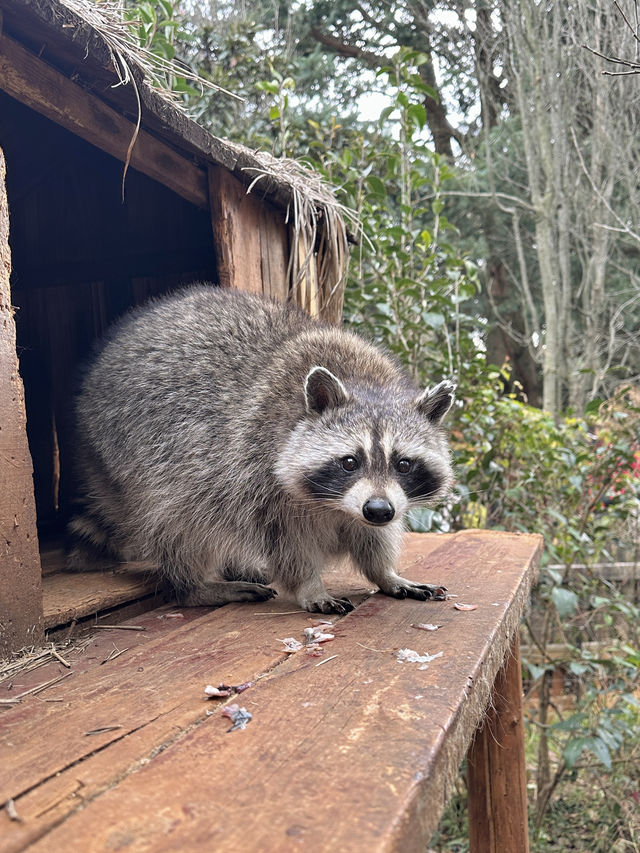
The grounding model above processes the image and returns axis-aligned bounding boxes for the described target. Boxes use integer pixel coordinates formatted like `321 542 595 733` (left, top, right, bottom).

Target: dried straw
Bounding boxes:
58 0 236 104
0 638 91 686
232 143 361 321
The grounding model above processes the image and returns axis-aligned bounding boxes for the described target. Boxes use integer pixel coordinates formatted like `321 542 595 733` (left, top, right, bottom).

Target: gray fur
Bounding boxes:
68 285 455 614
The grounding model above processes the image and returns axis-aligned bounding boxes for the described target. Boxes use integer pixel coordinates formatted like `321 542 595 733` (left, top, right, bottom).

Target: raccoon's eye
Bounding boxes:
341 456 359 472
396 458 412 474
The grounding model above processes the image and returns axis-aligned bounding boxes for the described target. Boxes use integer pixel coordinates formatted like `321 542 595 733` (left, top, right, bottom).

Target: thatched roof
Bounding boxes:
0 0 355 319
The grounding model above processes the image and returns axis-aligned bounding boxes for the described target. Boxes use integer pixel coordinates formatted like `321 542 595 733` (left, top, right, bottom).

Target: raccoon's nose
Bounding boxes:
362 498 395 524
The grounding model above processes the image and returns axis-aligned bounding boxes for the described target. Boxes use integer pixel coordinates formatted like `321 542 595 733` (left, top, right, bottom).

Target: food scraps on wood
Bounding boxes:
411 623 441 631
7 672 72 702
303 626 335 645
204 681 254 700
5 799 22 822
453 603 478 611
222 703 252 732
278 623 335 656
278 637 304 653
204 685 232 698
50 648 71 668
396 648 444 670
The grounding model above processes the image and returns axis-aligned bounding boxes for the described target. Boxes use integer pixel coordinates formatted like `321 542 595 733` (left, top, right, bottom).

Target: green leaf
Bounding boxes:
563 737 588 768
586 736 612 769
552 587 579 618
374 301 393 318
403 50 431 67
407 103 426 130
366 176 386 197
378 105 395 125
255 81 279 94
585 397 604 416
422 311 445 329
525 661 550 681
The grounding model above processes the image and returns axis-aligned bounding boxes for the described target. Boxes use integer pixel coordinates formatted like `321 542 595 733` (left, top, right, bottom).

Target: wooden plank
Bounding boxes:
259 197 290 303
0 530 541 852
42 569 160 629
0 32 208 209
0 144 43 657
208 165 289 297
467 631 530 853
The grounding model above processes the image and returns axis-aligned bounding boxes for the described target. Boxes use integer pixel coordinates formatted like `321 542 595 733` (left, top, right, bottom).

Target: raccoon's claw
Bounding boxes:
307 596 355 615
250 584 279 601
384 581 448 602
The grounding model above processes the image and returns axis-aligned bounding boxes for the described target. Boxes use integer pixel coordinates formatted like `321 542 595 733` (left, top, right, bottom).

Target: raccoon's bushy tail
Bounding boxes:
66 505 126 571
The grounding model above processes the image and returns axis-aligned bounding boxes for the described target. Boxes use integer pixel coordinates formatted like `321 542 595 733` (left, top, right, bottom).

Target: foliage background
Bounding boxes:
128 0 640 847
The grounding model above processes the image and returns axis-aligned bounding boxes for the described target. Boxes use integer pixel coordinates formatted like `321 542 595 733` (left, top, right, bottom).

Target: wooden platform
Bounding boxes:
1 530 542 852
39 548 160 631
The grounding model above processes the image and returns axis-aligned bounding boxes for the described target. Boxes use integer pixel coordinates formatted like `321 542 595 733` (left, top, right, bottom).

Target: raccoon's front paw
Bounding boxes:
382 580 448 602
306 596 355 615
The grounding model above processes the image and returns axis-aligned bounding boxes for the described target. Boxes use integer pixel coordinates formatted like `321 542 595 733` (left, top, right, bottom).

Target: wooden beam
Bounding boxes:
467 631 530 853
0 32 208 209
208 165 289 299
0 145 44 657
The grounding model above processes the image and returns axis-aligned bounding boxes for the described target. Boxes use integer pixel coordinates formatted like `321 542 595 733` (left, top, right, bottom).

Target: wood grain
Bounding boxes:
0 145 43 656
0 530 541 852
467 631 530 853
42 569 160 629
208 165 289 298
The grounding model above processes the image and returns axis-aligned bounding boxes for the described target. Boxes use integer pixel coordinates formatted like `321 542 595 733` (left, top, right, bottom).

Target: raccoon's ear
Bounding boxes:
414 380 456 425
304 366 349 415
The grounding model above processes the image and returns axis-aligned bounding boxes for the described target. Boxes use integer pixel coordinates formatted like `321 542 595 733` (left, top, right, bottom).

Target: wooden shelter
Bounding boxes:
0 0 350 657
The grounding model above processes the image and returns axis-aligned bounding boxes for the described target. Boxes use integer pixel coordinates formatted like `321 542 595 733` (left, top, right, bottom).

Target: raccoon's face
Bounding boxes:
274 366 455 527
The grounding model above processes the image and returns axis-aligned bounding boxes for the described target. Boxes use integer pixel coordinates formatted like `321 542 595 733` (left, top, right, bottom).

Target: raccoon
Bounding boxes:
68 285 455 614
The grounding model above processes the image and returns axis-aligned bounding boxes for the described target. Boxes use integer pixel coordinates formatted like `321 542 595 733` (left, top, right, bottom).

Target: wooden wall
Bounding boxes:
0 144 44 656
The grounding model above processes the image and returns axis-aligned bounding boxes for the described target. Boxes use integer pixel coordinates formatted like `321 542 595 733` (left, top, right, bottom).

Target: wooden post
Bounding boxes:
207 165 289 300
467 630 530 853
0 145 44 657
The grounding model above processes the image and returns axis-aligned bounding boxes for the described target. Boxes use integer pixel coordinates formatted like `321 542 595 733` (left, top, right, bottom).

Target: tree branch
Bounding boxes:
308 27 388 69
307 26 465 157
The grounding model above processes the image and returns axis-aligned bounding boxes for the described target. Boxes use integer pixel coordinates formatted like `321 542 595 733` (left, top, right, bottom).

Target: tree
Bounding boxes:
153 0 640 416
498 0 640 413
